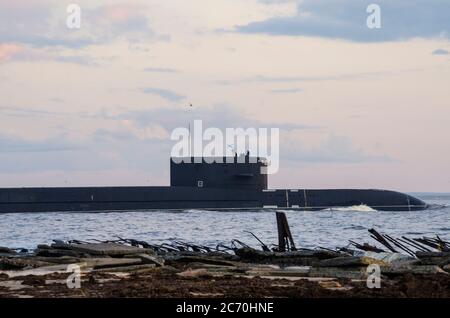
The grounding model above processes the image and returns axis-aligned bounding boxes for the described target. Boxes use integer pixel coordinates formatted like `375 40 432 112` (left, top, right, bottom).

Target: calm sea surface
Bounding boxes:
1 193 448 251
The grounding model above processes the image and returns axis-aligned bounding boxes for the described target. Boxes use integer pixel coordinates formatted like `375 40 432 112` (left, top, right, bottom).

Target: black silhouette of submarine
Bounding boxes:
0 152 427 213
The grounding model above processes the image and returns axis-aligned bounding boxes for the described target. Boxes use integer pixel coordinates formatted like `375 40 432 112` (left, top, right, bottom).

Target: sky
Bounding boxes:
0 0 449 191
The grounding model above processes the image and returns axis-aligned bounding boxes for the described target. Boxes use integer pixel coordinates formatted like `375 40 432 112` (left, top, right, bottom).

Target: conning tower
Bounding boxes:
170 153 268 190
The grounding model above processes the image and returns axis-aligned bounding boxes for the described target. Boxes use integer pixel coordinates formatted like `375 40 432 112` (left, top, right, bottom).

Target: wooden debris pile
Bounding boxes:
0 241 165 274
348 228 450 275
0 212 449 284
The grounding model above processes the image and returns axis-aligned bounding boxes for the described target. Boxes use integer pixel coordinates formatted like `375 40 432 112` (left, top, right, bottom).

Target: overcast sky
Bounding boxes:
0 0 449 191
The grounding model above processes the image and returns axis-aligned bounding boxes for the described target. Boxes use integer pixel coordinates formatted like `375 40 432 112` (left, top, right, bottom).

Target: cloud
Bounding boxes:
49 98 65 103
282 133 393 164
143 67 179 73
432 48 449 55
0 1 92 48
86 3 155 44
53 55 96 65
0 2 156 49
0 106 69 118
97 104 315 133
141 88 186 102
215 68 421 85
0 104 379 179
235 0 450 42
0 43 23 62
0 43 96 65
270 88 302 93
0 134 79 154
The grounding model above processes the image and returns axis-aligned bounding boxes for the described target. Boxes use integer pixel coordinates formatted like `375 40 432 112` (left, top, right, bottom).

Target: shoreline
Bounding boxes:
1 266 450 298
1 241 449 298
1 213 449 298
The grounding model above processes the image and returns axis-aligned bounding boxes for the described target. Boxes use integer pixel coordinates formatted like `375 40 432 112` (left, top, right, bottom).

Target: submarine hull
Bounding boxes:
0 186 427 213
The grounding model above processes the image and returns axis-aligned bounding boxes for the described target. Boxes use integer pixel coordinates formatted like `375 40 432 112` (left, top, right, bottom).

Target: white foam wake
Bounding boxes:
331 204 377 212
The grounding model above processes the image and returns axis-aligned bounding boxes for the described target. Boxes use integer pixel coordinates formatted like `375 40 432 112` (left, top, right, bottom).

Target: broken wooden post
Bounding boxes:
368 228 397 253
275 212 297 252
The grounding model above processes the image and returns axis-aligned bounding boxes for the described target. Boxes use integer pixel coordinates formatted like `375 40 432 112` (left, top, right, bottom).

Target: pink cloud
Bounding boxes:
98 4 147 23
0 43 23 61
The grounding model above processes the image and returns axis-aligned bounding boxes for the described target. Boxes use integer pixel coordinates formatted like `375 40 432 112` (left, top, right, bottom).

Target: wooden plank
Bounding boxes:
276 212 297 252
317 256 388 267
82 258 143 269
68 243 151 256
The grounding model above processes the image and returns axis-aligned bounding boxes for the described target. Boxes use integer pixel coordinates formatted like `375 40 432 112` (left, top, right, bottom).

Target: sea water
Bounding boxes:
0 193 448 251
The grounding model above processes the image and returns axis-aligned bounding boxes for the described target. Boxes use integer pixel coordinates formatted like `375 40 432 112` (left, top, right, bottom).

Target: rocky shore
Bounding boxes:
1 213 449 298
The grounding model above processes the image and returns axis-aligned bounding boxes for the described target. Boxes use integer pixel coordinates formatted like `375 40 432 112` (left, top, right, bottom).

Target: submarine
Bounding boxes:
0 152 427 213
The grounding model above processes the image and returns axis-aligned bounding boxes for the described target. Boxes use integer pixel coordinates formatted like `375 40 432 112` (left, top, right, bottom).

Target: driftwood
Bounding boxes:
317 256 388 268
368 229 398 253
348 241 385 253
351 230 450 260
234 247 344 267
94 264 156 273
68 242 154 256
1 213 449 285
166 255 236 267
83 258 143 269
36 248 82 258
137 254 165 267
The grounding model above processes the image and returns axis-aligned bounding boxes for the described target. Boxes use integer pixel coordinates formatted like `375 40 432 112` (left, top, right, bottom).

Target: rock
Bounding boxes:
0 280 28 291
0 247 16 255
443 264 450 273
309 267 369 279
418 257 450 266
383 265 448 275
177 268 211 278
246 267 311 278
94 264 156 273
36 248 82 258
37 244 51 250
32 256 81 265
416 251 450 258
0 257 53 270
137 254 164 267
363 252 417 265
167 255 236 267
417 255 450 266
51 240 72 250
2 263 88 278
318 280 346 290
83 258 143 269
317 256 388 268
